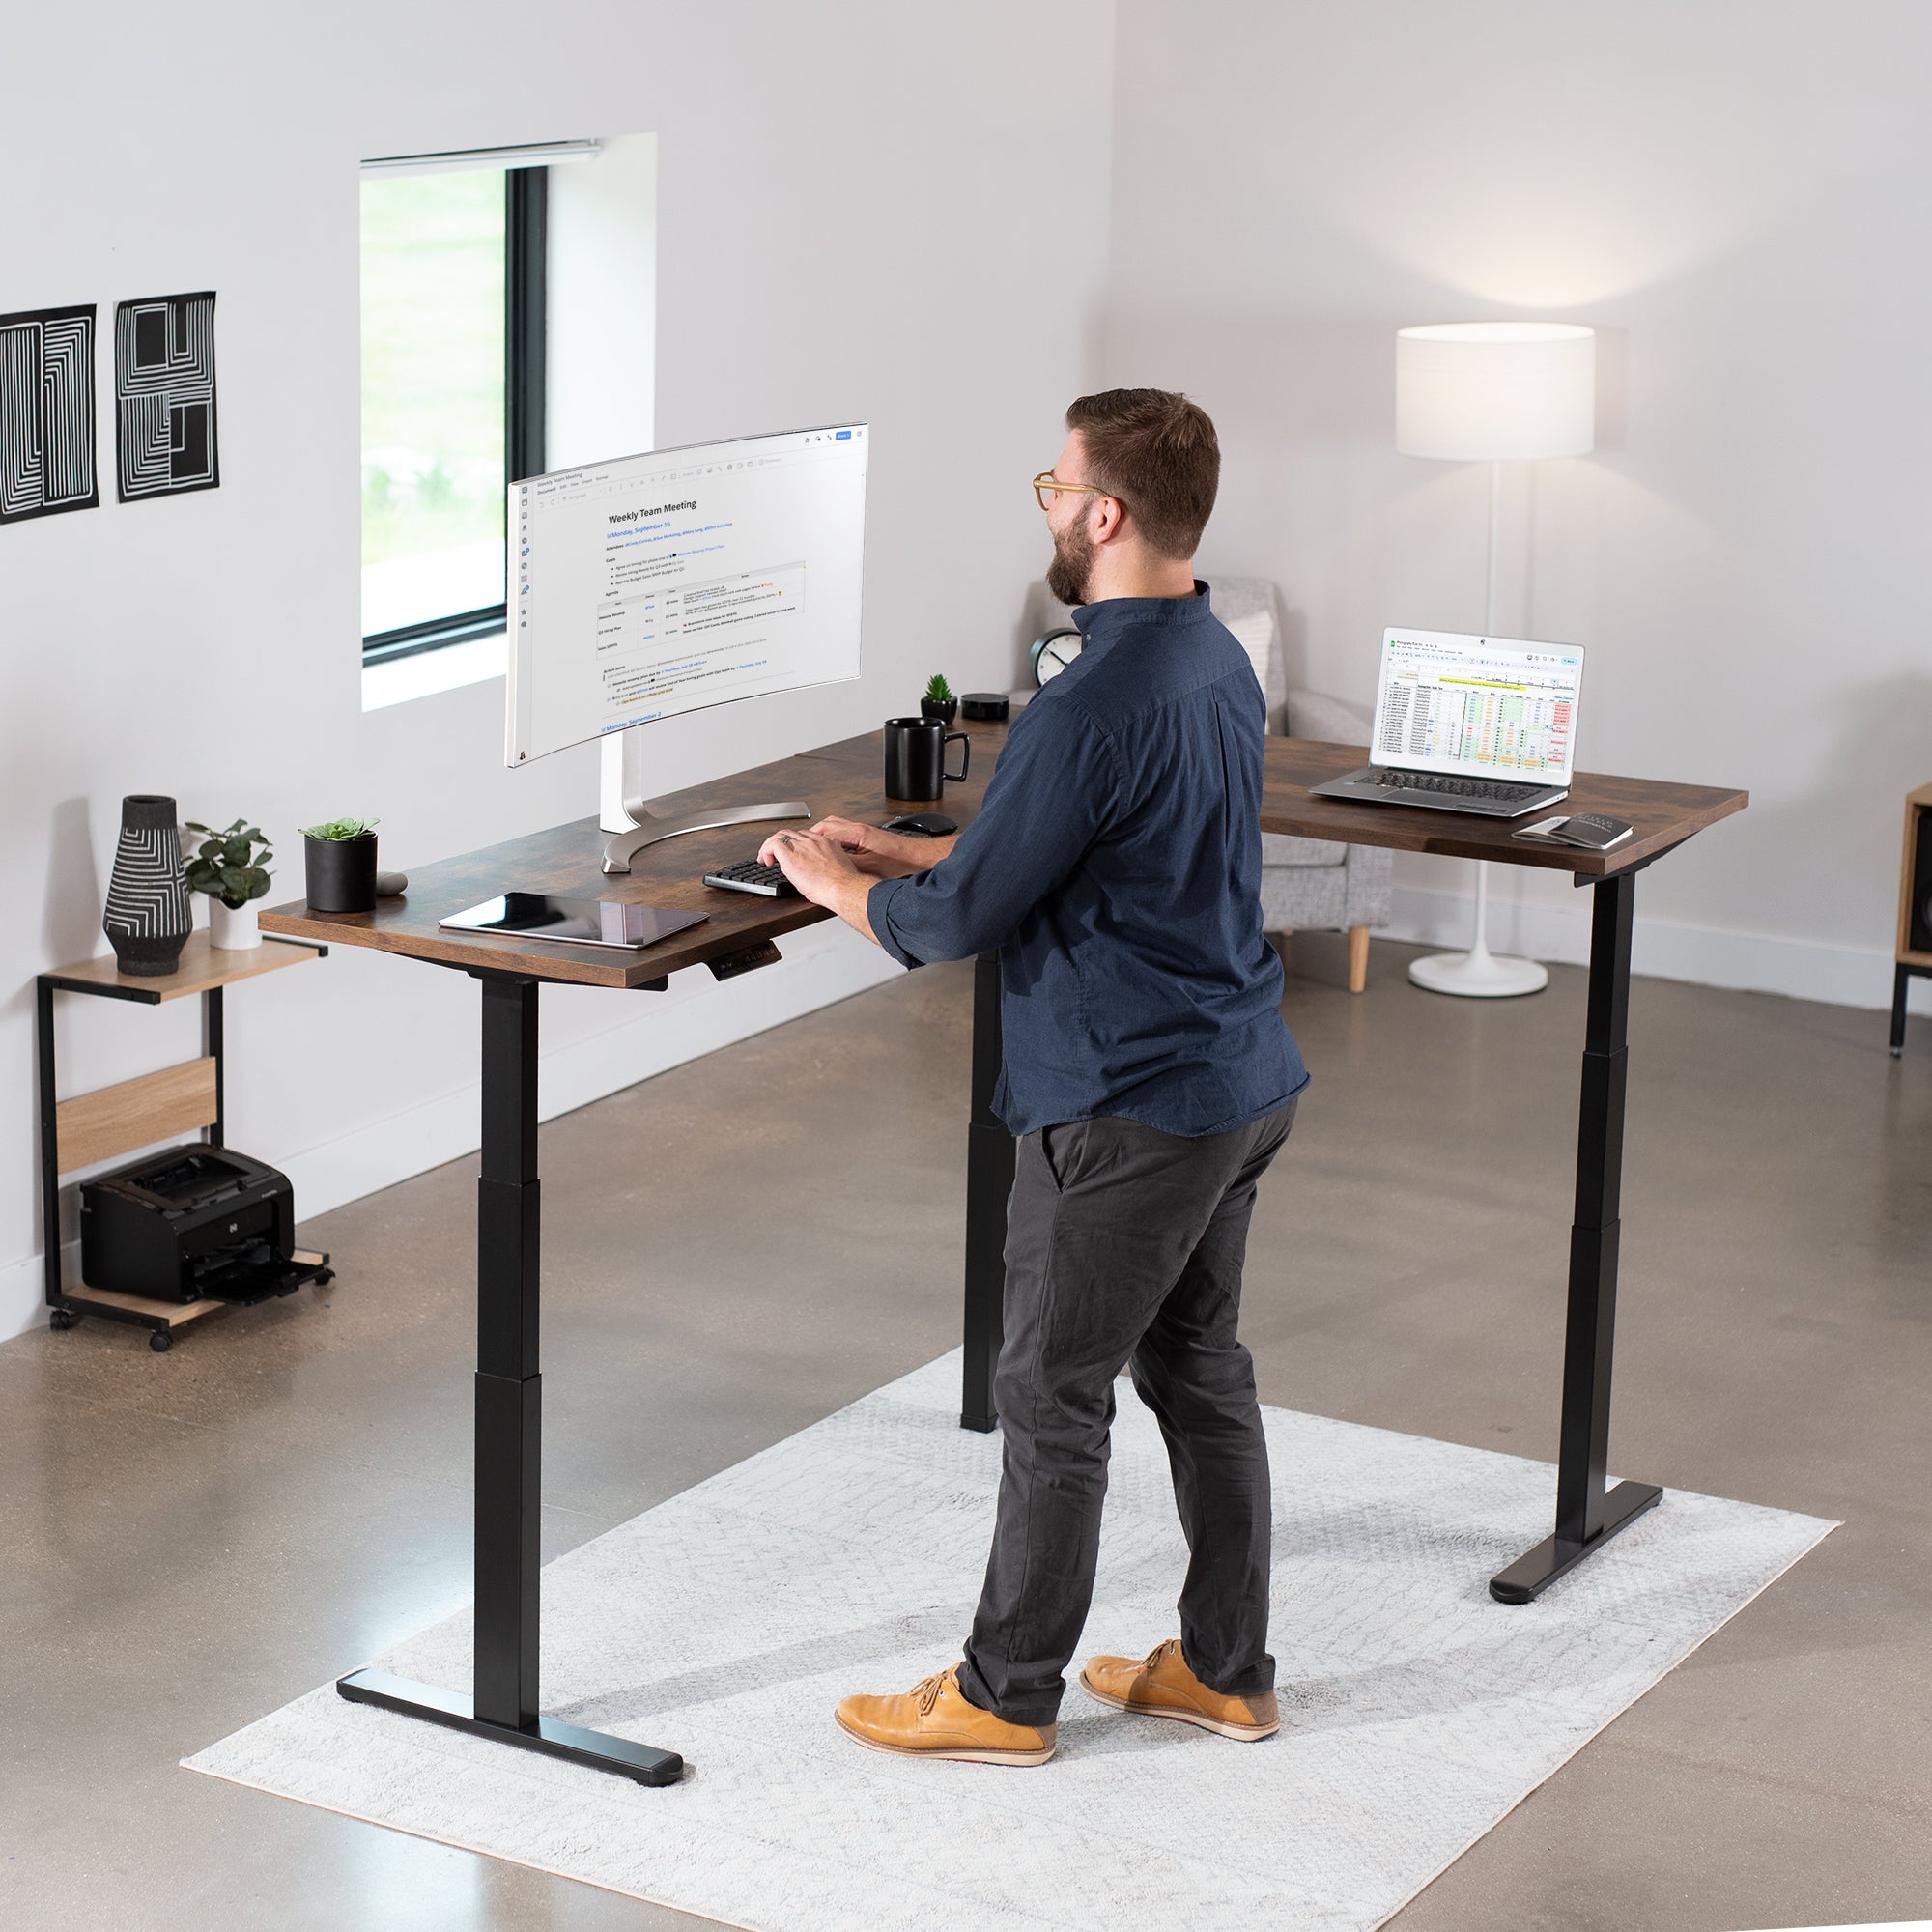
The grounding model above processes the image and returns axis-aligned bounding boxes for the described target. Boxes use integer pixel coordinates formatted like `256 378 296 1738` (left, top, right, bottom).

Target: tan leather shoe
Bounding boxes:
835 1664 1056 1765
1080 1637 1280 1741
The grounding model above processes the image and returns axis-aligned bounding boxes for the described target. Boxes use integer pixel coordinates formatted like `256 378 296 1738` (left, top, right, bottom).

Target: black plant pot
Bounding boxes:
921 696 959 726
103 794 191 977
304 833 378 913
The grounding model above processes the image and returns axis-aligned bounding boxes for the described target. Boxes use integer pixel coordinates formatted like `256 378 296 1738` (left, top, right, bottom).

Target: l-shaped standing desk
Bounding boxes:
261 715 1746 1785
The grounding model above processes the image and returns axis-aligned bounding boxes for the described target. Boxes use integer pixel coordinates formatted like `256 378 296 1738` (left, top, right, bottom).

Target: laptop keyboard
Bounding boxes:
1378 769 1547 803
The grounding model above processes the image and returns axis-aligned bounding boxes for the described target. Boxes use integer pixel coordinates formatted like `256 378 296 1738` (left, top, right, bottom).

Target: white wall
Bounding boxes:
547 132 658 469
14 0 1924 1346
1108 0 1932 1008
1 0 1114 1340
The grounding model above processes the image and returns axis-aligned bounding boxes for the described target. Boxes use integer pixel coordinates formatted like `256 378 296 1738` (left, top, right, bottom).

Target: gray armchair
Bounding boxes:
1022 578 1390 993
1264 690 1391 992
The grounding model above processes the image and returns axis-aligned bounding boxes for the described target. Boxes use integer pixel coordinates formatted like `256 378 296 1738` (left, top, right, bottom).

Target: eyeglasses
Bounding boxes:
1032 470 1125 514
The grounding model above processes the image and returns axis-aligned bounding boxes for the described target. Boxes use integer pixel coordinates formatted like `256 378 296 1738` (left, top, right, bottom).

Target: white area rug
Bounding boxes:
185 1354 1833 1930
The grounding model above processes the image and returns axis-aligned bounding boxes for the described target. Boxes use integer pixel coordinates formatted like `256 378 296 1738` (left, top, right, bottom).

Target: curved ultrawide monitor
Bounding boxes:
505 423 867 766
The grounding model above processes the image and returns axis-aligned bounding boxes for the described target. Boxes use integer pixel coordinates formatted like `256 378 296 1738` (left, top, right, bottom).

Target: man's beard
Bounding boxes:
1045 516 1094 608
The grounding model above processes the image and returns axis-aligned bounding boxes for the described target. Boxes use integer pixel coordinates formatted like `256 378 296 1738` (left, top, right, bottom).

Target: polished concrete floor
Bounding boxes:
3 935 1928 1931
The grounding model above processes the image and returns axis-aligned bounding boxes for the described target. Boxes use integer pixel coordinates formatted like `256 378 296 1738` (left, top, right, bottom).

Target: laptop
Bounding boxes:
1308 627 1584 818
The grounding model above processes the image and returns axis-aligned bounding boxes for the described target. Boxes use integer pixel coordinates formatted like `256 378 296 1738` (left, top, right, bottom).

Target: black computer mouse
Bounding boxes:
881 811 957 838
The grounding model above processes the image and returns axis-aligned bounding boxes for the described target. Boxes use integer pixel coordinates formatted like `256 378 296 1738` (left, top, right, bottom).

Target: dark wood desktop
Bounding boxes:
261 721 1743 988
263 714 1746 1785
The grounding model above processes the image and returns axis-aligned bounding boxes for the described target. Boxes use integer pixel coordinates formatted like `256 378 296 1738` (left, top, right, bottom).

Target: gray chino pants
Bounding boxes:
956 1099 1296 1726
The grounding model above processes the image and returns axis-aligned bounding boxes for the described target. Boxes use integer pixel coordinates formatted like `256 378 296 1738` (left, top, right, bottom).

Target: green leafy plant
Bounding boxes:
924 673 953 702
185 820 275 911
300 816 380 842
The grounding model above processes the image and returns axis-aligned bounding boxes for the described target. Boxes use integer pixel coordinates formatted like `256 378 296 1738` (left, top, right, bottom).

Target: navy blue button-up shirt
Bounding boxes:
867 584 1308 1138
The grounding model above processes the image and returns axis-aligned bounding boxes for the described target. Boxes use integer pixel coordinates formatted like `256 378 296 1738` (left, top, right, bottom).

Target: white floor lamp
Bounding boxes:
1395 321 1596 999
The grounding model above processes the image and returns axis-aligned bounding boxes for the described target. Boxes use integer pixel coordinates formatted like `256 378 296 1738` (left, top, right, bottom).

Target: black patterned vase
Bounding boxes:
102 794 191 976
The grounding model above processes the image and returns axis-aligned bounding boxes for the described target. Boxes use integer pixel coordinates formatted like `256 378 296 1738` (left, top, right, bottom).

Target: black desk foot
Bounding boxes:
337 1668 683 1785
1489 1479 1663 1604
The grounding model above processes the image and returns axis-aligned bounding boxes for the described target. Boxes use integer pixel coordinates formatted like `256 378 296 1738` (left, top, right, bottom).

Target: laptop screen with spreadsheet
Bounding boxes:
1369 628 1585 782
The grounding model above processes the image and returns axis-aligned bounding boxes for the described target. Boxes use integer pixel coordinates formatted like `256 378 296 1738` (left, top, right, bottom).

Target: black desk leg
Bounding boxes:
1891 963 1912 1058
338 973 683 1784
961 952 1013 1433
1491 870 1663 1604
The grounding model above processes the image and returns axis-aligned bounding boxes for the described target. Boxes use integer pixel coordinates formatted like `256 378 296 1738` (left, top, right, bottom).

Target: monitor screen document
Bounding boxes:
505 423 867 871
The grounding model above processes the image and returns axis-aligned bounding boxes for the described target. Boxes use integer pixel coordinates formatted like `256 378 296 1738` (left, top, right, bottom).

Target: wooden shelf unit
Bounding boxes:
35 932 331 1350
1892 782 1932 1057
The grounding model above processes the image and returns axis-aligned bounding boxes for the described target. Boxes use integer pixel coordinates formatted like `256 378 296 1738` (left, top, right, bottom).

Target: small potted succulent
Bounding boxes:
185 819 274 951
921 674 958 725
301 815 380 914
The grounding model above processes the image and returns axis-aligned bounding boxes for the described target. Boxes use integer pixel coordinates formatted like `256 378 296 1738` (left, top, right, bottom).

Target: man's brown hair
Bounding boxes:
1065 388 1219 560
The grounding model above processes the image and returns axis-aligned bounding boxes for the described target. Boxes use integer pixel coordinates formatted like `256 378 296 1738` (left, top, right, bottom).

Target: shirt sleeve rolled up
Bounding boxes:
867 697 1116 968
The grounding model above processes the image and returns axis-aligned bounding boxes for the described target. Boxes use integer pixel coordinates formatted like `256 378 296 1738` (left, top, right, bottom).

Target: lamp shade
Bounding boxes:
1396 322 1595 462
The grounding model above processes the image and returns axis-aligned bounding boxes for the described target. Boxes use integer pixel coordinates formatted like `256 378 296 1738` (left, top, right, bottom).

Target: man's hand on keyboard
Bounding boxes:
759 825 884 944
764 816 949 879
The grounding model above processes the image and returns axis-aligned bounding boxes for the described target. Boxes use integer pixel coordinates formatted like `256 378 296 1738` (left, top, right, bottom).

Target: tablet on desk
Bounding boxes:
439 894 707 952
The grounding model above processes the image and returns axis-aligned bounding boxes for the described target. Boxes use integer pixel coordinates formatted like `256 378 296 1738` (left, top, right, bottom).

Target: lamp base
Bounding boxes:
1408 948 1548 998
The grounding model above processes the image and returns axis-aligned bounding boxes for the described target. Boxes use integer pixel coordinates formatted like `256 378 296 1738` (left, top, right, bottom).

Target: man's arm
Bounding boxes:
755 817 958 950
764 700 1113 960
861 701 1116 967
759 826 888 944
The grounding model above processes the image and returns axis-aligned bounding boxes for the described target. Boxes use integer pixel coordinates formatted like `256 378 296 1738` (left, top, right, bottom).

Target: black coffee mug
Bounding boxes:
884 716 970 801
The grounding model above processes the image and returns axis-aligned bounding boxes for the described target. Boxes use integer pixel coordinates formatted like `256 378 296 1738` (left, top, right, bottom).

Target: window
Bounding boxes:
358 154 551 665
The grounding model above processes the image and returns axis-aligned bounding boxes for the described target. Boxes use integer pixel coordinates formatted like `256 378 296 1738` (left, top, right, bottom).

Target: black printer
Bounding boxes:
80 1147 301 1304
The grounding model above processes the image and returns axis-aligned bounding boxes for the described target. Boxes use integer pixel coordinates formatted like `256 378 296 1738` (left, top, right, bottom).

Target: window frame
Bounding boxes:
360 165 547 668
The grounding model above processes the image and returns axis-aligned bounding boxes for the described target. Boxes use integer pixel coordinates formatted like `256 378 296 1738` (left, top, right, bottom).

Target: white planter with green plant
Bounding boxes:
185 820 275 951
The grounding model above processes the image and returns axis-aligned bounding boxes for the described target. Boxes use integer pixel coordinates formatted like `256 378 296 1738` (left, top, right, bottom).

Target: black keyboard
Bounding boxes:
702 858 798 898
1379 769 1545 803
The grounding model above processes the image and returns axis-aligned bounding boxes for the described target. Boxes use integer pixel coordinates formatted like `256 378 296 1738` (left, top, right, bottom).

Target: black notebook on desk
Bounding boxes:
1512 813 1634 851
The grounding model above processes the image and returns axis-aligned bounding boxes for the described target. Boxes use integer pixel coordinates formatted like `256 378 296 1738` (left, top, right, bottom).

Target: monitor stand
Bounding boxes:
598 735 810 875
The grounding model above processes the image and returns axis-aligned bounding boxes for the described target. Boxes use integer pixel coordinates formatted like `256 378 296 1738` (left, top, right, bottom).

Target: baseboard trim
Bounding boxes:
0 1245 65 1350
1384 881 1932 1015
0 923 900 1347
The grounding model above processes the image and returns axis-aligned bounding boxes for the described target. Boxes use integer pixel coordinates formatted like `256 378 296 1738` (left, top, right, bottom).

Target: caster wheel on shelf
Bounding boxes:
149 1329 173 1353
48 1307 77 1331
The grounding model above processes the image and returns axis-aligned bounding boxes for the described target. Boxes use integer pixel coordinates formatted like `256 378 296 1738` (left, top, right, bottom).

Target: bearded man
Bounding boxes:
761 387 1308 1765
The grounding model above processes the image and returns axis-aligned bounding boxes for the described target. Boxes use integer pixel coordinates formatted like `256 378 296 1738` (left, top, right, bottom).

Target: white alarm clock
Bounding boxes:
1030 627 1084 687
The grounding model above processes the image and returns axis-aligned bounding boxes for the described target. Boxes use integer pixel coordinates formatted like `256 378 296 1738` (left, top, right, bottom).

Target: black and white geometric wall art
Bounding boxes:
0 304 99 526
115 291 219 502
